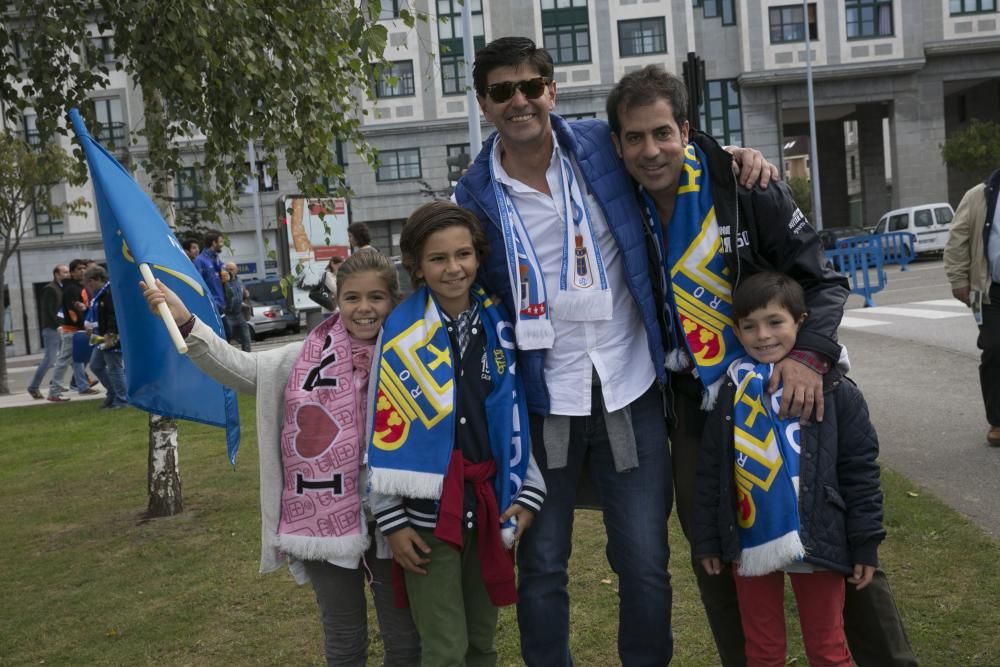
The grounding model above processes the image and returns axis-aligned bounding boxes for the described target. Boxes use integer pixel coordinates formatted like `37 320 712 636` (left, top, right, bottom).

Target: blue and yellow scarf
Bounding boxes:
647 142 743 403
367 284 530 532
728 358 805 576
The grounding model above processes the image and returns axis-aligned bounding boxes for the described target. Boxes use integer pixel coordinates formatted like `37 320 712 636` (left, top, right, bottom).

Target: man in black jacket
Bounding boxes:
27 264 69 399
607 65 916 666
83 265 127 409
47 259 97 401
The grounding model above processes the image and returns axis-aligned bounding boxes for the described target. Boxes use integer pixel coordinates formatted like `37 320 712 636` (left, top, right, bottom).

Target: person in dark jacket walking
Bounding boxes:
83 265 128 409
27 264 69 399
693 272 884 667
608 65 915 666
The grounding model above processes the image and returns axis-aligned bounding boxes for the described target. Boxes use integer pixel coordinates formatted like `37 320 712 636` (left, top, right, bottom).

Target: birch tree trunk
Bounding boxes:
145 121 183 517
147 413 183 516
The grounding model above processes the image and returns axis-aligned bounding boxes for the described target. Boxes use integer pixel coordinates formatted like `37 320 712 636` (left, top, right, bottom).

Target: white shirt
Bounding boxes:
990 197 1000 283
492 134 655 414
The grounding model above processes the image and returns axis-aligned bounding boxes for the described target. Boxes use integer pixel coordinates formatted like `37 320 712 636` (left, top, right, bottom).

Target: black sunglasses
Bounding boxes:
485 76 552 104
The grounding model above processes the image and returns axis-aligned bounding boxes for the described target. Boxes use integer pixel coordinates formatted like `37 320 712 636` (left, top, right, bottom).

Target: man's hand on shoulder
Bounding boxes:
769 356 824 424
725 146 780 190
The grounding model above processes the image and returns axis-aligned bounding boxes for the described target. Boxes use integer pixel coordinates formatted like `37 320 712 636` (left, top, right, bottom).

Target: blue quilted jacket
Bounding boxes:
454 114 666 415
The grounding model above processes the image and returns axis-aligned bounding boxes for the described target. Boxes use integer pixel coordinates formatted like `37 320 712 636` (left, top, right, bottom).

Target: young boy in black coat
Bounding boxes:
693 271 885 667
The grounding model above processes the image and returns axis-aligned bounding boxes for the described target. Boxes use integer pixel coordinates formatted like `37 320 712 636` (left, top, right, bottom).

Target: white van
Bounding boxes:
872 203 954 255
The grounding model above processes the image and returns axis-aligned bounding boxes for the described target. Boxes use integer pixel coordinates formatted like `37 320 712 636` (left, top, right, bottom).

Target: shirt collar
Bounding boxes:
490 130 562 194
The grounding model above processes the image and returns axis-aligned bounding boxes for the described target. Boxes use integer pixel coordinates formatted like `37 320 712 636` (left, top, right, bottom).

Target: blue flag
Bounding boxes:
68 108 241 465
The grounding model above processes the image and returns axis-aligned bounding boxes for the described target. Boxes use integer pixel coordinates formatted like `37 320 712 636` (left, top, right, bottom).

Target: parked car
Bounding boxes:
871 203 954 255
818 225 869 250
248 301 299 341
243 277 301 341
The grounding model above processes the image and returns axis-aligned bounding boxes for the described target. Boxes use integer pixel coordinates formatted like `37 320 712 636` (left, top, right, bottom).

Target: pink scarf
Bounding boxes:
275 313 373 562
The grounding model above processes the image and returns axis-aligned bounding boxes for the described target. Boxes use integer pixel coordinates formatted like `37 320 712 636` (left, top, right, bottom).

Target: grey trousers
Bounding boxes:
302 540 420 667
670 372 918 667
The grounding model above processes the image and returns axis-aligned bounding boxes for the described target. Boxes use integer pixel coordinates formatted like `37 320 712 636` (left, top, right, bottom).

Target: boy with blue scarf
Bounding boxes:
369 202 546 666
693 272 885 667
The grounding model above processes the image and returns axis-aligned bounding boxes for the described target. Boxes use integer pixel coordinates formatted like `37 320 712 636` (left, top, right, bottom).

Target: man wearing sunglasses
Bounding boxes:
454 37 777 666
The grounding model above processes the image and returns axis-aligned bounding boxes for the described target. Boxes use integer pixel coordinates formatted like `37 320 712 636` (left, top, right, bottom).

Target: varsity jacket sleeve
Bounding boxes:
835 379 885 567
512 451 546 514
371 492 411 536
748 181 849 363
943 183 979 290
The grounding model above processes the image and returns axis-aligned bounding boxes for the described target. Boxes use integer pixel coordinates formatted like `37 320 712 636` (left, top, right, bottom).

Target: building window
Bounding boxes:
89 35 118 65
438 0 484 95
21 113 41 147
849 155 857 180
238 161 279 194
846 0 893 39
376 60 416 98
541 0 591 65
377 148 421 181
380 0 408 19
33 197 63 237
175 167 207 209
12 34 30 67
701 0 736 25
92 97 126 149
618 18 667 57
699 79 742 147
949 0 995 13
769 4 818 43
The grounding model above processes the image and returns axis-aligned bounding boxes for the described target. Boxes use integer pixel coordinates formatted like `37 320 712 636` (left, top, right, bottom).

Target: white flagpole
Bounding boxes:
139 263 188 354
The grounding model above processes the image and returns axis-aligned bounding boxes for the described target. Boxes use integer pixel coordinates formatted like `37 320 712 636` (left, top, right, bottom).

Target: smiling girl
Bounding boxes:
141 251 419 667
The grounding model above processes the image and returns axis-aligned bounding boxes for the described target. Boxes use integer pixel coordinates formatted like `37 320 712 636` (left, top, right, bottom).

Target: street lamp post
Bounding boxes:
804 0 823 230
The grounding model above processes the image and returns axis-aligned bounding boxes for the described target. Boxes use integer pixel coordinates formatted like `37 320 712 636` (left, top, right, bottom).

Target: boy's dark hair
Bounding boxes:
203 230 223 247
335 249 401 306
182 238 199 253
347 222 372 247
68 258 88 272
472 37 554 98
732 272 808 323
399 201 490 284
606 65 688 137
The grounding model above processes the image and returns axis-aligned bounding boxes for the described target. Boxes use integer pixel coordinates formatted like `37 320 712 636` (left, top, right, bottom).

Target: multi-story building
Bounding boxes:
4 0 1000 358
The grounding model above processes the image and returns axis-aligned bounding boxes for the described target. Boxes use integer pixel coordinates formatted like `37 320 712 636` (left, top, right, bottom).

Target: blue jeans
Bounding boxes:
226 316 252 352
28 327 61 392
48 330 89 397
517 383 673 666
91 346 127 406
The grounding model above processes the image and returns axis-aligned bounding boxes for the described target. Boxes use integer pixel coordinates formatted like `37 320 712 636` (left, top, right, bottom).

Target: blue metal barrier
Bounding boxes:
825 237 887 307
849 231 916 270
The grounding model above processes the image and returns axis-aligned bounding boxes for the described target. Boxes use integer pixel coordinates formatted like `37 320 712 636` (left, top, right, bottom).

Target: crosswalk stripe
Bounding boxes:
911 299 968 308
840 315 892 328
853 306 965 319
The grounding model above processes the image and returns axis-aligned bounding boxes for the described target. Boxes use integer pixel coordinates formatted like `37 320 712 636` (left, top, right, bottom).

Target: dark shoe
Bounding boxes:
47 395 71 403
27 388 43 400
88 377 99 387
988 426 1000 447
107 403 128 410
79 388 100 396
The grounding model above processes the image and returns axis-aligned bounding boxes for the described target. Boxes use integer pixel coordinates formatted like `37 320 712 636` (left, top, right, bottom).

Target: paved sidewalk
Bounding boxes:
2 350 106 409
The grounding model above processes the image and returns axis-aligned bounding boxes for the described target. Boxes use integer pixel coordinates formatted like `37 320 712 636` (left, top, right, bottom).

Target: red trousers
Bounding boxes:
733 569 852 667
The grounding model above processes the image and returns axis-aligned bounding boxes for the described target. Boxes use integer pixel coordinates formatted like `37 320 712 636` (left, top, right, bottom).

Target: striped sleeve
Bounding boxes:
373 503 411 535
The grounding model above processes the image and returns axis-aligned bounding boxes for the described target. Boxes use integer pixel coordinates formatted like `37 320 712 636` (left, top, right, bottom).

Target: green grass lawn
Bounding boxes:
2 397 998 666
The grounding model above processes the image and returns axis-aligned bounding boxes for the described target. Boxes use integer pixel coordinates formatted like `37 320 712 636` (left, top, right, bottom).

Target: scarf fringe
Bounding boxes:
277 533 371 564
701 377 724 411
737 530 805 576
514 319 556 351
369 468 443 500
501 525 516 549
554 290 613 321
666 348 691 372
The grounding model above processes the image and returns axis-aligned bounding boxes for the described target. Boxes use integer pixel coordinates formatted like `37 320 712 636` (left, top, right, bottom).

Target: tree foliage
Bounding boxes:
941 119 1000 178
1 0 396 221
0 130 85 393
